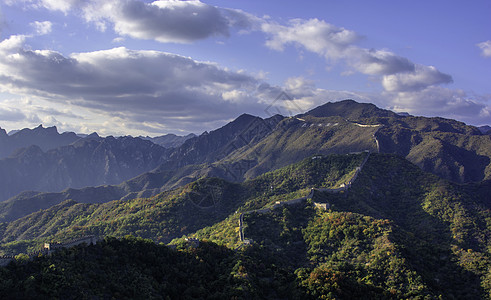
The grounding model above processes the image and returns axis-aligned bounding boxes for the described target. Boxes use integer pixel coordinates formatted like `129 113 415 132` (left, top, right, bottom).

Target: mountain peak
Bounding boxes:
86 132 101 139
236 113 258 122
303 99 398 120
478 125 491 134
33 124 58 134
0 127 7 138
217 113 261 134
0 124 80 159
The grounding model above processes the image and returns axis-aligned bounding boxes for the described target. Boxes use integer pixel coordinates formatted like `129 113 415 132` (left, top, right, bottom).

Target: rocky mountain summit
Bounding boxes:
0 125 79 159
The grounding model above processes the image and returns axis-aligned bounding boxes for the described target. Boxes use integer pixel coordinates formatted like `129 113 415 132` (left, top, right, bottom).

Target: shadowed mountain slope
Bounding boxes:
0 125 80 159
0 136 169 204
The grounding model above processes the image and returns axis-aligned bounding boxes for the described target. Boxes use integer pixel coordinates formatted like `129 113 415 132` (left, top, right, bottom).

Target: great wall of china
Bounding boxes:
0 235 99 266
238 151 371 245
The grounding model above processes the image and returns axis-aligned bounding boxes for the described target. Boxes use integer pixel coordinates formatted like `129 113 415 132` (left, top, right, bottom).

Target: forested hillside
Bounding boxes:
181 154 491 299
0 155 490 298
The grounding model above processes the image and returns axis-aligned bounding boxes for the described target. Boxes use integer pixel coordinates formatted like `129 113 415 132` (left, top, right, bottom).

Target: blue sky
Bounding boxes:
0 0 490 136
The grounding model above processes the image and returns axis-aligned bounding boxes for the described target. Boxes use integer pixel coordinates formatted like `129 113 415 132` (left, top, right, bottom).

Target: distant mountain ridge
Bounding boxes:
0 124 198 205
479 125 491 134
0 114 284 222
0 125 80 159
0 135 169 204
141 133 196 148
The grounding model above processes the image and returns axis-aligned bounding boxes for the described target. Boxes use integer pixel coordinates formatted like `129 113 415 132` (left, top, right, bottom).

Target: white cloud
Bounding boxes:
260 75 491 128
30 21 52 35
0 33 488 133
12 0 255 44
284 76 316 98
259 17 486 125
346 48 414 75
0 34 379 133
0 34 26 51
261 18 359 61
477 40 491 57
112 37 125 43
86 0 233 43
2 1 490 131
0 35 268 133
256 76 373 117
382 65 453 92
0 95 89 132
384 86 491 124
261 18 414 76
284 77 372 107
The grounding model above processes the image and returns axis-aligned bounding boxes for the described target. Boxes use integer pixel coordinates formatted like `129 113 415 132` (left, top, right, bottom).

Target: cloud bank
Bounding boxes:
0 35 269 133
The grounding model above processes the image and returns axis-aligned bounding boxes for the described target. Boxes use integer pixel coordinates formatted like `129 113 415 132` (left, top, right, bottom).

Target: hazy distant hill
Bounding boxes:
0 125 80 159
141 133 196 148
0 135 169 204
479 125 491 134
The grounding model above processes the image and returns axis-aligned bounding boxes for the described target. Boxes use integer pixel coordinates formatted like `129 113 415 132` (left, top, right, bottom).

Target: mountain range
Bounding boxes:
0 125 79 159
140 133 196 148
0 134 170 204
1 100 490 223
0 99 490 298
0 126 200 204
